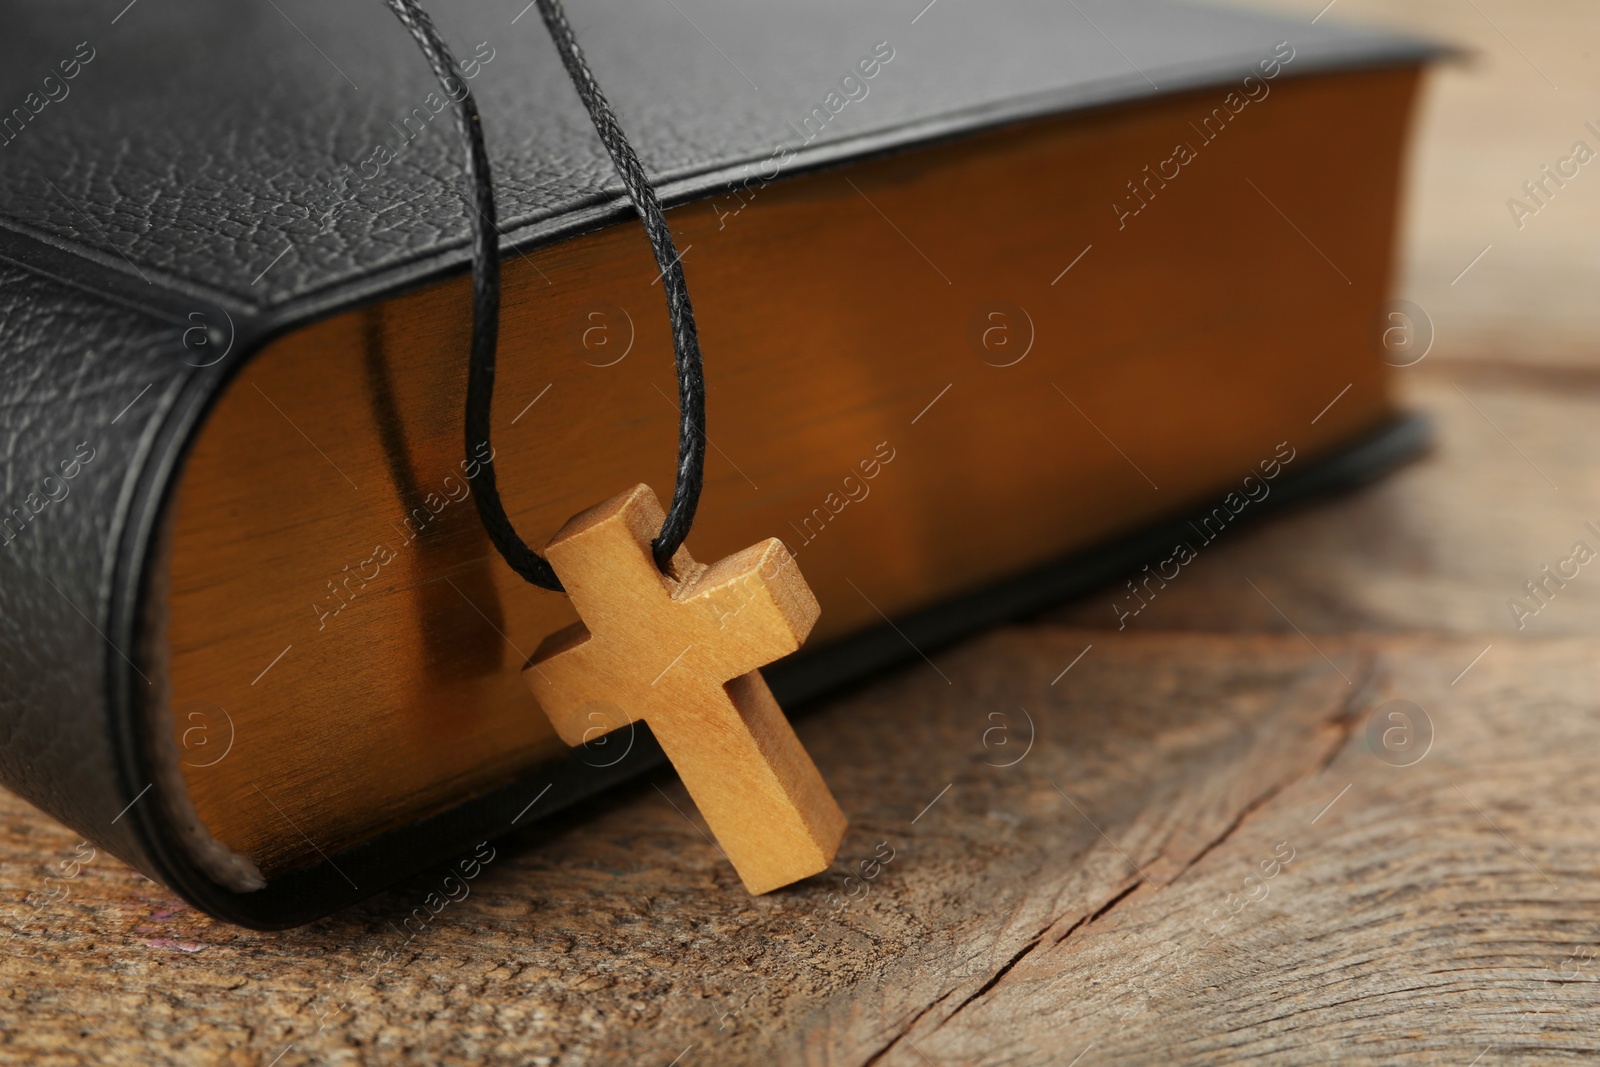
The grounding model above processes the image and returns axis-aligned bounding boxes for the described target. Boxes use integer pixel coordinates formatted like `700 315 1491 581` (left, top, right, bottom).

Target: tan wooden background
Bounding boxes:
6 2 1600 1063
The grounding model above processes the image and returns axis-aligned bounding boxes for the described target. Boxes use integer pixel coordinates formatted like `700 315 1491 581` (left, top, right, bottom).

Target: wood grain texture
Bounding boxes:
527 484 844 894
4 367 1599 1062
872 635 1600 1066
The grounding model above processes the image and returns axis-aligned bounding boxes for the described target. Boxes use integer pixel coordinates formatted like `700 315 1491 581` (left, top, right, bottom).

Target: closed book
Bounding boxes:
0 0 1436 926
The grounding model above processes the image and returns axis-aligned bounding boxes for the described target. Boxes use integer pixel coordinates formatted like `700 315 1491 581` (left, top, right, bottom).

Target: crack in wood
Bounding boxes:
1316 651 1380 774
848 655 1383 1064
1172 652 1379 886
860 879 1147 1065
859 987 956 1067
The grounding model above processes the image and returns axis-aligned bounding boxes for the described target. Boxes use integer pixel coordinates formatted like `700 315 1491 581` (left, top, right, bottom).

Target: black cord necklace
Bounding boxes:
382 1 850 897
380 0 707 592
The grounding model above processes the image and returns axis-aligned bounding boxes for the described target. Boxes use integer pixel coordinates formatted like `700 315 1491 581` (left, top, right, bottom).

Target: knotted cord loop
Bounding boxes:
381 0 707 591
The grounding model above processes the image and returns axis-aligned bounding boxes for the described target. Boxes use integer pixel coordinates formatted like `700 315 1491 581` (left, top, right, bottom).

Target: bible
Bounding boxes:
0 0 1437 926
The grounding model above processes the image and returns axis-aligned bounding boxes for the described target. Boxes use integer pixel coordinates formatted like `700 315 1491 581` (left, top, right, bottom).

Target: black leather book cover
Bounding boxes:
0 0 1435 926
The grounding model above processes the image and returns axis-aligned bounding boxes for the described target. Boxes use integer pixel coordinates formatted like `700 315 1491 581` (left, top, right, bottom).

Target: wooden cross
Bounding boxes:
523 484 847 894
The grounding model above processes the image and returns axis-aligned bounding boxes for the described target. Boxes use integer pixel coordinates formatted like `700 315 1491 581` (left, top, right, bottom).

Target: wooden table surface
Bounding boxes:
7 3 1599 1064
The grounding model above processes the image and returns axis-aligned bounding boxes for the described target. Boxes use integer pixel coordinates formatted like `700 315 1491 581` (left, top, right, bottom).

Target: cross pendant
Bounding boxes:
523 484 847 894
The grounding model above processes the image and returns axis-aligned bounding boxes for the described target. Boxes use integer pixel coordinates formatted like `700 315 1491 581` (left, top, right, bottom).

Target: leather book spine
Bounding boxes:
0 253 201 897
